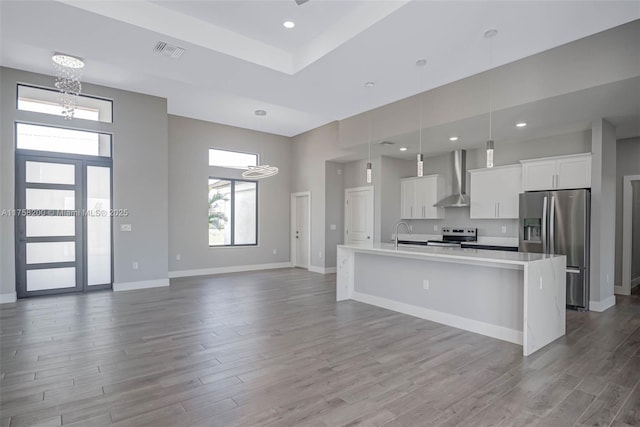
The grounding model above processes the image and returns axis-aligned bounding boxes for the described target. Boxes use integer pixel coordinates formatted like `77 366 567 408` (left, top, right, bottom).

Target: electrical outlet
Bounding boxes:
176 254 181 261
273 249 277 255
319 251 322 259
433 225 438 232
409 225 413 232
329 224 337 230
132 261 139 270
501 226 507 234
120 224 132 232
423 279 429 290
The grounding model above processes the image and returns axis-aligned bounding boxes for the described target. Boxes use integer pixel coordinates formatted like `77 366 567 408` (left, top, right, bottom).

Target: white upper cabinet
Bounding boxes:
521 153 591 191
400 175 445 219
469 164 522 219
400 179 415 219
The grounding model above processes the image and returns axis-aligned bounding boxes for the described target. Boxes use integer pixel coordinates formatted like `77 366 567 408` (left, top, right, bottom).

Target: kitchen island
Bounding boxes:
337 243 566 356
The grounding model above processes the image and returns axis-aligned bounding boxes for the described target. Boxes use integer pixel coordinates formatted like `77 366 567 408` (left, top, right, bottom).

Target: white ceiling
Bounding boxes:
1 0 639 144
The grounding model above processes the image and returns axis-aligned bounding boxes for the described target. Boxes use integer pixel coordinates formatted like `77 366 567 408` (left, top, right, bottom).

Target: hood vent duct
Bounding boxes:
433 149 470 208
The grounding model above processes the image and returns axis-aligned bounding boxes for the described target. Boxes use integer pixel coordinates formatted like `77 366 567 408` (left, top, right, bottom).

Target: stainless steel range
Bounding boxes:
427 227 477 247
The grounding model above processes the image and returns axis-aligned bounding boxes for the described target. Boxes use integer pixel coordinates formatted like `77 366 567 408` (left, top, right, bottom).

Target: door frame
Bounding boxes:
15 151 114 298
618 174 640 296
344 186 374 245
290 191 311 269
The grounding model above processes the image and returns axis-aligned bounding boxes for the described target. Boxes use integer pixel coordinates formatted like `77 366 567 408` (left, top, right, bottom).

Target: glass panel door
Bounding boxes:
86 165 112 286
15 154 112 298
16 155 83 297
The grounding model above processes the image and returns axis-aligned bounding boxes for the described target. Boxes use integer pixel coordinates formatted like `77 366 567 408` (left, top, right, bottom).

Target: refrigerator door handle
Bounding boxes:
567 268 582 274
550 196 556 255
542 196 548 254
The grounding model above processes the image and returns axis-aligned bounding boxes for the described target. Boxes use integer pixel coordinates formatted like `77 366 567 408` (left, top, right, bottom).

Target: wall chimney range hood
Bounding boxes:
434 149 469 208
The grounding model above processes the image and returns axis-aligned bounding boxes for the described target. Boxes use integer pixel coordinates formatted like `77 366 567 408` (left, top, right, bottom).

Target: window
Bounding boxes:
209 148 257 169
209 178 257 246
16 123 112 157
17 84 113 123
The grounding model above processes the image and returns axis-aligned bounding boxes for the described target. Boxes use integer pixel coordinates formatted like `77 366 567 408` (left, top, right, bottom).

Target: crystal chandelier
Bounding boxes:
51 53 85 120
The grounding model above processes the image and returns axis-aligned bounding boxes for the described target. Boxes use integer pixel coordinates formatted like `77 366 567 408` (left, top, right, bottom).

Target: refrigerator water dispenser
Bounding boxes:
523 218 541 242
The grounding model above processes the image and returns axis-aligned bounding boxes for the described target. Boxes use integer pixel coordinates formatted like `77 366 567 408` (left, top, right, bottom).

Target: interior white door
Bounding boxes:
345 187 374 245
294 194 309 268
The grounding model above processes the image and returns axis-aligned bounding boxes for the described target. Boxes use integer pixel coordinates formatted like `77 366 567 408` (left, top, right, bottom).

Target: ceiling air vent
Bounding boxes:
379 141 395 145
153 41 185 59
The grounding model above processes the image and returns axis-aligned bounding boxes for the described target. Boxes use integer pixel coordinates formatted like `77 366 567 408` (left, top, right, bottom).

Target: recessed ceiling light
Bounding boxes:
399 147 408 151
283 21 295 29
516 122 527 128
449 136 459 142
364 81 375 88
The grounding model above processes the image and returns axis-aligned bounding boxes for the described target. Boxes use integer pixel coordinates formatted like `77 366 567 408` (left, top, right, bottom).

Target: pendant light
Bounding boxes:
416 58 427 177
242 109 279 179
484 28 498 168
365 81 375 184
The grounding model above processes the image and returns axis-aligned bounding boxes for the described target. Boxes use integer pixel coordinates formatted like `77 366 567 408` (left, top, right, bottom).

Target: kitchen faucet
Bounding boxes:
394 222 411 250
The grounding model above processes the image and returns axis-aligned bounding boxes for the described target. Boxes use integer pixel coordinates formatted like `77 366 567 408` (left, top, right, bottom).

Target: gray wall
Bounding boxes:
167 115 291 272
324 161 344 268
0 67 169 296
590 119 617 304
338 21 640 149
291 122 346 269
615 137 640 285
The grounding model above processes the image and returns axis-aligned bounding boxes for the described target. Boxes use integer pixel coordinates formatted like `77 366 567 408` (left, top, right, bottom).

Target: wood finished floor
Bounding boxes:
1 268 640 427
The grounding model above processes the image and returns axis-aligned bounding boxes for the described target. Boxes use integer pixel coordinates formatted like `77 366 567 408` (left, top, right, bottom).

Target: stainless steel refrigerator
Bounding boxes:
519 189 590 310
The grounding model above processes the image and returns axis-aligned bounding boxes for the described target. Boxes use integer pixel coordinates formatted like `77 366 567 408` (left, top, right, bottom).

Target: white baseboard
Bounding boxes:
0 292 17 304
113 279 170 292
169 262 292 279
351 291 523 346
308 266 337 274
589 295 616 312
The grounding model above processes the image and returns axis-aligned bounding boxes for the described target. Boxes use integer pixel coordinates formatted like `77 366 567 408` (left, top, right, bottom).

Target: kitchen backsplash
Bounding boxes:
402 207 519 239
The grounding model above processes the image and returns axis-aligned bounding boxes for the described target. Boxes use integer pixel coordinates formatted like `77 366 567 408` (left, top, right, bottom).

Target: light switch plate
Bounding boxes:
329 224 337 230
501 226 507 233
121 224 132 232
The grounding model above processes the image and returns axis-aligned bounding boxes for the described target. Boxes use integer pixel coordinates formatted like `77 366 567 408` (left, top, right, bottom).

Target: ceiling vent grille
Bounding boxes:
153 41 185 59
379 141 395 145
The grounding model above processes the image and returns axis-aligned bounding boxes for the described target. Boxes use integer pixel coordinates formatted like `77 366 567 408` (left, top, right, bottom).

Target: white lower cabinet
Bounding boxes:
400 175 445 220
469 165 522 219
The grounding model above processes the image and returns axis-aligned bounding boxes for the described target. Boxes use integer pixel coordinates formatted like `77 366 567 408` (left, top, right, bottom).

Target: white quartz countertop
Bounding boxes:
339 243 563 266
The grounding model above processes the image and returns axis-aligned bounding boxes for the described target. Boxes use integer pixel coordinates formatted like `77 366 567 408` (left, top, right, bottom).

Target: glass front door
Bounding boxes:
15 154 112 298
